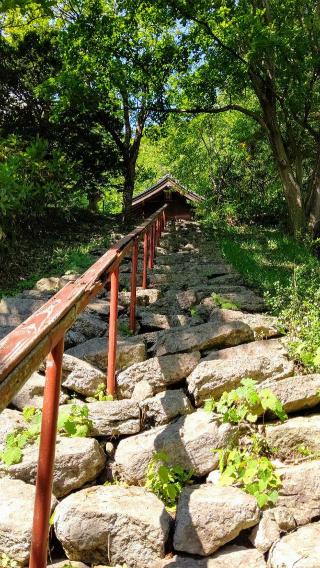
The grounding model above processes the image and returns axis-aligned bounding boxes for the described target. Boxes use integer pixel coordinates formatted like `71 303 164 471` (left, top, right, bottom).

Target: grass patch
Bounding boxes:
214 224 315 294
203 222 320 372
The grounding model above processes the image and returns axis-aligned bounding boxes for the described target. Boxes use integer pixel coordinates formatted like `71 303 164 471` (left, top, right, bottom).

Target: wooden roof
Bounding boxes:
131 174 204 209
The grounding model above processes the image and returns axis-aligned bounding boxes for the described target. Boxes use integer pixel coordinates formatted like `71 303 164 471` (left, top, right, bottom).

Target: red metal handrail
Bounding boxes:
0 204 167 568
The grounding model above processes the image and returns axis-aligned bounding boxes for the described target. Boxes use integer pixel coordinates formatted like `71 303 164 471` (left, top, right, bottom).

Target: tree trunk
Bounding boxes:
307 183 320 237
122 158 135 222
254 84 306 235
88 193 100 212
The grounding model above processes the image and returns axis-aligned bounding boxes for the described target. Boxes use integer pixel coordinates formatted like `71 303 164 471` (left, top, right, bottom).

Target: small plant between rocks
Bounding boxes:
204 378 288 424
0 407 42 466
146 451 193 510
118 321 133 336
0 404 92 467
93 383 114 401
215 445 281 508
205 379 287 508
58 404 93 437
211 292 239 311
0 552 18 568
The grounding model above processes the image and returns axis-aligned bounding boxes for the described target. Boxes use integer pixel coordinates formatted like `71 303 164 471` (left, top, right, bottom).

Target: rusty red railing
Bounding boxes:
0 204 167 568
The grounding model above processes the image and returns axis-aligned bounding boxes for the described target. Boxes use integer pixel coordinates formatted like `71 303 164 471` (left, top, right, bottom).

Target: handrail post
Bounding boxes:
129 239 138 334
29 337 64 568
142 231 148 289
107 266 119 396
148 225 153 270
148 225 154 269
153 223 157 259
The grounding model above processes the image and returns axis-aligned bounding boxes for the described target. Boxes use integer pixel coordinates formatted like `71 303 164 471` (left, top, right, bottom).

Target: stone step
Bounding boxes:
114 409 237 484
187 338 294 404
54 485 172 568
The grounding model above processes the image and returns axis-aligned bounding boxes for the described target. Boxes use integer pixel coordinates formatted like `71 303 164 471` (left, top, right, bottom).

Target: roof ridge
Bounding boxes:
132 175 204 205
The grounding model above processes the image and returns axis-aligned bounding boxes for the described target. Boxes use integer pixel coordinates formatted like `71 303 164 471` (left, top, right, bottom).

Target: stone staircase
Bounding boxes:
1 220 320 567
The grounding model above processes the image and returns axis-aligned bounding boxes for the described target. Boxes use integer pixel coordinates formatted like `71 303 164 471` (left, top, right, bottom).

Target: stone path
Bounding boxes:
1 220 320 567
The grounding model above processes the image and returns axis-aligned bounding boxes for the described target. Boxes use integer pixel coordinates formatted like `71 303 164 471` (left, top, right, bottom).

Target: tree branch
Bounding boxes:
166 0 268 88
130 104 266 128
96 110 126 154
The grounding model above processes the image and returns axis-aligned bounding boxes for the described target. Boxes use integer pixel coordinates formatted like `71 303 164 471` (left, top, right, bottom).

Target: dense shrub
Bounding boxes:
0 136 84 241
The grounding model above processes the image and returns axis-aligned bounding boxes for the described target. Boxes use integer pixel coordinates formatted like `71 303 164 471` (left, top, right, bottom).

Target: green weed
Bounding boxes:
146 451 193 510
0 404 92 467
215 446 281 508
204 378 287 424
208 223 320 372
211 292 239 311
93 383 114 401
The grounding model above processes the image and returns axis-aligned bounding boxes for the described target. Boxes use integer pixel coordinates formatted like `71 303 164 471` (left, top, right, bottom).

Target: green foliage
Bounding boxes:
58 404 92 438
0 229 111 300
271 268 320 372
118 322 133 336
213 224 320 372
204 378 287 424
137 109 283 226
297 445 312 457
93 383 114 402
189 306 199 318
146 451 193 509
211 292 239 311
0 404 92 467
216 447 281 509
0 407 41 466
0 136 84 240
0 553 18 568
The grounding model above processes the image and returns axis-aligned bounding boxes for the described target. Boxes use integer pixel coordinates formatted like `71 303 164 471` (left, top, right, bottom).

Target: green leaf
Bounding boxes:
268 490 279 504
1 446 22 466
246 412 258 423
203 399 215 413
255 492 269 508
158 465 169 483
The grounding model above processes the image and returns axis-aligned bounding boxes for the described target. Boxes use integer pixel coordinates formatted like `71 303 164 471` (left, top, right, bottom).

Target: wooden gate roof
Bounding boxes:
131 174 204 209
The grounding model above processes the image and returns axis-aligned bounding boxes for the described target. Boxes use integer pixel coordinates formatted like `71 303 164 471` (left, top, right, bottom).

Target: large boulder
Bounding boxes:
276 460 320 525
151 320 254 357
119 287 161 307
157 546 266 567
187 339 294 404
0 478 56 567
138 311 190 331
66 337 146 371
208 309 279 339
71 312 106 339
114 409 237 484
85 299 114 320
258 374 320 414
199 287 265 313
162 289 198 311
117 352 200 398
269 522 320 568
59 400 141 436
266 415 320 460
249 510 281 553
54 485 172 568
0 436 106 498
12 372 69 410
173 485 260 556
140 389 193 425
61 354 106 397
